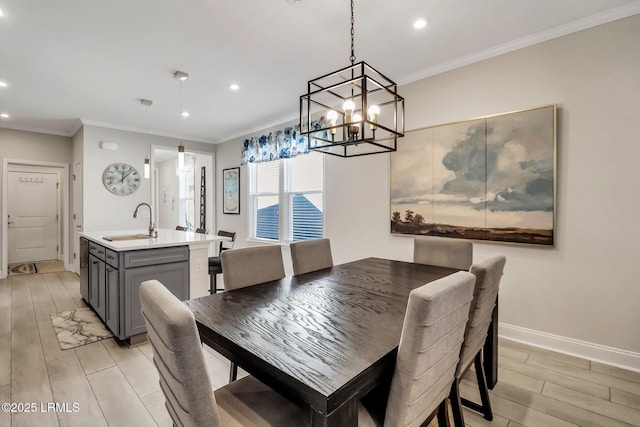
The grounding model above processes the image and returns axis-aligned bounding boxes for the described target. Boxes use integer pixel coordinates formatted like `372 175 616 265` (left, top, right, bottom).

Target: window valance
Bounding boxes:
241 126 309 165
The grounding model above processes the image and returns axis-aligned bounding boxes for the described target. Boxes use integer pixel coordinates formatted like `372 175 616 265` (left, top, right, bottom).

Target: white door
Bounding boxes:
8 170 59 263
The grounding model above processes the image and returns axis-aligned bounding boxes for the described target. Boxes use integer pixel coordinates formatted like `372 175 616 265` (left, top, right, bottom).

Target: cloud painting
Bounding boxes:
391 105 556 245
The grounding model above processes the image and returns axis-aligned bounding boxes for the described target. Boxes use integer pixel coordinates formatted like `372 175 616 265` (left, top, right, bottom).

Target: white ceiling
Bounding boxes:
0 0 639 144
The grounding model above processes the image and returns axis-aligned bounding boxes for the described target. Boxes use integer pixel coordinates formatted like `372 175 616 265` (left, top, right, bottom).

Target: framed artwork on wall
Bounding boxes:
223 167 240 215
390 104 556 246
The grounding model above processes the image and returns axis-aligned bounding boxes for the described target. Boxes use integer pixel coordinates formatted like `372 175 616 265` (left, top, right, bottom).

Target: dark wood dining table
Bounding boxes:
184 257 498 426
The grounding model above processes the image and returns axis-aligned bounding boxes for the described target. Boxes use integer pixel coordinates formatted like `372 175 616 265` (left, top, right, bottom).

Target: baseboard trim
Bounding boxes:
499 322 640 373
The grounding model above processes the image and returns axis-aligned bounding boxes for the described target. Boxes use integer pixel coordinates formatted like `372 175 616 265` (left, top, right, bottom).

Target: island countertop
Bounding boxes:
80 228 228 251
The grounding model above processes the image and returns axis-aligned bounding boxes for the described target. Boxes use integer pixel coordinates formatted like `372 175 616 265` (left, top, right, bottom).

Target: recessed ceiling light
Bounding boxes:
229 83 239 91
181 111 189 117
1 113 9 118
0 81 7 88
0 9 5 17
413 18 428 29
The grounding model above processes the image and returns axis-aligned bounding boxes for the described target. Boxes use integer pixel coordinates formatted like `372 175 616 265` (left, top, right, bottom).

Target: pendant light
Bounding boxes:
139 98 153 179
299 0 404 157
174 70 189 170
144 155 150 179
178 144 185 170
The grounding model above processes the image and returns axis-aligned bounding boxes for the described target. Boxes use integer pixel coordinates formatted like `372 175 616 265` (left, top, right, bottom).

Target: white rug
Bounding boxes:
50 307 113 350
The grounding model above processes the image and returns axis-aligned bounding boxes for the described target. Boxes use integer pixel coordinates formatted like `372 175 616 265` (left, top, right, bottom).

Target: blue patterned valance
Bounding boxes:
241 125 310 165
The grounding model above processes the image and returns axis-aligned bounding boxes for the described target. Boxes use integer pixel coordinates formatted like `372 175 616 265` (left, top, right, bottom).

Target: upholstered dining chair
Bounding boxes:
220 244 285 381
220 245 285 291
449 256 506 427
207 230 236 294
139 280 308 427
358 271 476 427
413 236 473 270
290 238 334 275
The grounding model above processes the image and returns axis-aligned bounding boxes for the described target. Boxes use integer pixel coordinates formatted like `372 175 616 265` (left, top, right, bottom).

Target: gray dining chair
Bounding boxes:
139 280 308 427
358 271 476 427
220 244 285 381
290 238 333 275
413 236 473 270
220 245 285 291
449 256 506 427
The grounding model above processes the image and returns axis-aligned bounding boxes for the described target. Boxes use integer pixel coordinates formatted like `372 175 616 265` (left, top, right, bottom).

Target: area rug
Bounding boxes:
35 260 65 274
8 262 37 275
50 307 113 350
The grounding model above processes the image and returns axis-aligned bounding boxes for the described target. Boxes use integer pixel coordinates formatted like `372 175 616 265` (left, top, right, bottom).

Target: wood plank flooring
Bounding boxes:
1 271 639 426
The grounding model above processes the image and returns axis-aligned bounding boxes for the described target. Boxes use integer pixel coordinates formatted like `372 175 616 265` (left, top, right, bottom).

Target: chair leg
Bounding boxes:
229 362 238 383
459 352 494 421
436 399 451 427
449 379 465 427
209 272 215 294
473 352 493 421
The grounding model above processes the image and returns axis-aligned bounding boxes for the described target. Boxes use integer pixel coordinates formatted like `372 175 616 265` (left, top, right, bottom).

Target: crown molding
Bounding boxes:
398 1 640 85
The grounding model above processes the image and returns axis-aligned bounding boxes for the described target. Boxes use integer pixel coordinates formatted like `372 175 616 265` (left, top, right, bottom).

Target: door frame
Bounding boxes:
2 159 70 278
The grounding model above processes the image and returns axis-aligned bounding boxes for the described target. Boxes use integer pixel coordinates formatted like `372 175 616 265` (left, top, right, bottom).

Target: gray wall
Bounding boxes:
215 15 640 367
80 124 215 232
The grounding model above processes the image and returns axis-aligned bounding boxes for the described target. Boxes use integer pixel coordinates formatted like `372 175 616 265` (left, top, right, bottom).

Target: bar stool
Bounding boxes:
208 230 236 294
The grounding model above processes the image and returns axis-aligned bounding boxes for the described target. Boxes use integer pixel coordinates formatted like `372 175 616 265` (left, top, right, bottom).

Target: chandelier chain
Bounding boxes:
349 0 356 64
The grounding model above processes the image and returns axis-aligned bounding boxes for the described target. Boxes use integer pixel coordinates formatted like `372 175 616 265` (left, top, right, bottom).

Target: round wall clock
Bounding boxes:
102 163 141 195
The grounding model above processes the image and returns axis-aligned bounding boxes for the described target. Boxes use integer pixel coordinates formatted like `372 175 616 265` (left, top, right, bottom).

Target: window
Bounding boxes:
249 152 323 242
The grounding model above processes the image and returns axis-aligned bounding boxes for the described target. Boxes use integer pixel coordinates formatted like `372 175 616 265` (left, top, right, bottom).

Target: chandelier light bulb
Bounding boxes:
367 105 380 130
327 110 339 135
349 113 362 138
343 99 355 113
343 99 355 124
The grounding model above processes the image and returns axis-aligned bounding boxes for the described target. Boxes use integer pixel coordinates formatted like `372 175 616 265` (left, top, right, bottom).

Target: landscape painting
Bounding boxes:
391 105 556 245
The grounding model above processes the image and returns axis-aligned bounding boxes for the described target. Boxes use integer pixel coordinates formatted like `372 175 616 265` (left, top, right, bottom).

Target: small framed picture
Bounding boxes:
223 167 240 214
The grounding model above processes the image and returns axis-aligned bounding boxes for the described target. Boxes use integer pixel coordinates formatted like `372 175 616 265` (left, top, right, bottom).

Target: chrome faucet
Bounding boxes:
133 202 158 237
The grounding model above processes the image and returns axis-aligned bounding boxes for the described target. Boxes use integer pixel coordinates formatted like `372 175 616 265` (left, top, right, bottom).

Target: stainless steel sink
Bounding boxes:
102 234 154 241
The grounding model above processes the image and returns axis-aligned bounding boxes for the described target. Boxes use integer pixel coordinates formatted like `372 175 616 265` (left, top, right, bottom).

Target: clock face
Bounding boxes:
102 163 141 196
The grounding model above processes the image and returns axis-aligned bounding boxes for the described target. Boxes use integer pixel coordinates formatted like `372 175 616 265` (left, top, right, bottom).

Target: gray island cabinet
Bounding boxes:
82 237 188 341
79 228 225 343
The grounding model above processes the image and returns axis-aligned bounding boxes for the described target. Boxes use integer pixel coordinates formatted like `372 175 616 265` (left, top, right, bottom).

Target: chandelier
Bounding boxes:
299 0 404 157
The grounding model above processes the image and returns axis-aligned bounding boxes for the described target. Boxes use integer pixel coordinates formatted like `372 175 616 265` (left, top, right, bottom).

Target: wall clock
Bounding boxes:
102 163 141 195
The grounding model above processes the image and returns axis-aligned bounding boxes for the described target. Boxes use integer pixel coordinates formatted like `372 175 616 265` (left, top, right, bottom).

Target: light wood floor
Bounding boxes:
1 271 639 426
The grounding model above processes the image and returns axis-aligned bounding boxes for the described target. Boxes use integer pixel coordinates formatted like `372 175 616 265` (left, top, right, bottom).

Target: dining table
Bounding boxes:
184 257 499 426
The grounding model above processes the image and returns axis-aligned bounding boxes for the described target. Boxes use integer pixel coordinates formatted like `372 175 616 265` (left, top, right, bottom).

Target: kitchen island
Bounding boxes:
79 228 227 343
